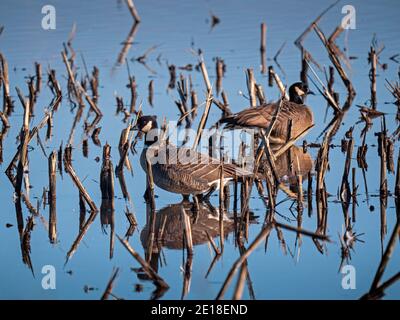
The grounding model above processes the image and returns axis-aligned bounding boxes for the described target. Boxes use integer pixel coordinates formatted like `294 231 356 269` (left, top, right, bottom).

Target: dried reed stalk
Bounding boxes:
125 0 141 22
260 23 267 74
48 151 57 244
63 146 98 212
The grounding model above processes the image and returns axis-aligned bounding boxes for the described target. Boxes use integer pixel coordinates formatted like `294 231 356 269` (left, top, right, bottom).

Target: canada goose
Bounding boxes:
220 82 314 144
136 115 252 197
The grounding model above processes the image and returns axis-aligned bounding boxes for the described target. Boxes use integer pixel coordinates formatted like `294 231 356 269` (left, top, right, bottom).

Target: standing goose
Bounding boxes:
136 115 252 197
220 82 314 144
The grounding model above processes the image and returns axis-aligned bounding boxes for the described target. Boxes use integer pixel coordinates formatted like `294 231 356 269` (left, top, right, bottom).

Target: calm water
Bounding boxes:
0 0 399 299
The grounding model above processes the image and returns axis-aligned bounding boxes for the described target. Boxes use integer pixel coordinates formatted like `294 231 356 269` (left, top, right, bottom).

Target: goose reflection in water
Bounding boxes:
259 145 313 193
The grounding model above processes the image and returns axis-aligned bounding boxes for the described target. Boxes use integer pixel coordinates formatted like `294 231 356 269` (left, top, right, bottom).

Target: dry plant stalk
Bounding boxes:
260 23 267 74
268 67 288 100
48 151 57 244
125 0 141 22
63 146 98 212
246 68 257 107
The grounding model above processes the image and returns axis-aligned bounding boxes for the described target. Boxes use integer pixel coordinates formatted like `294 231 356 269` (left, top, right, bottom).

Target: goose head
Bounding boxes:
288 82 313 104
135 115 159 146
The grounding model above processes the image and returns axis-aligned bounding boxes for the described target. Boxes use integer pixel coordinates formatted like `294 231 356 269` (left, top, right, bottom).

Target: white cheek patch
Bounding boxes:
295 87 305 96
142 121 153 133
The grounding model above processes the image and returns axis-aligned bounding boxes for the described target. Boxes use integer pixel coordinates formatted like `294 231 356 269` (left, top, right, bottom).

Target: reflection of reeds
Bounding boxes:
100 144 115 259
369 46 377 109
66 210 98 264
117 235 169 290
216 223 273 299
48 151 57 244
21 216 35 276
0 53 12 114
100 268 120 300
361 220 400 299
63 146 98 212
116 22 140 66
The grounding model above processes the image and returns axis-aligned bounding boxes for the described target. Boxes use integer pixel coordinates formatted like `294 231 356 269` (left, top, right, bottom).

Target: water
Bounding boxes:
0 0 399 299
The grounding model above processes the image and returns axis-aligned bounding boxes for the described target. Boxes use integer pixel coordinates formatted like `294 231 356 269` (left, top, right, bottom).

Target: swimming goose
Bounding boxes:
220 82 314 144
136 115 252 197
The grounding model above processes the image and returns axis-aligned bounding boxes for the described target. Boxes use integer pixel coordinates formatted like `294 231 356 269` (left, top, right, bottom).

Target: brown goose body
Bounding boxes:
221 100 314 144
140 143 252 195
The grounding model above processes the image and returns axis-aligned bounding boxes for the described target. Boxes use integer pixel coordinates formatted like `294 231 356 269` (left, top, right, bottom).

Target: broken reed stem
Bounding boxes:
48 69 62 99
192 88 213 150
274 124 314 158
118 123 133 173
125 0 141 23
145 157 156 212
297 174 303 213
216 223 273 299
370 46 377 110
306 60 341 113
0 110 10 128
313 23 355 97
260 23 267 74
307 172 313 217
181 206 193 256
191 89 198 120
100 144 115 200
199 59 212 93
268 67 288 100
352 167 357 223
274 221 330 241
395 148 400 198
219 162 225 253
100 144 115 259
0 53 12 114
246 68 257 107
377 132 388 197
255 84 266 105
128 75 137 114
117 235 169 288
63 146 98 212
15 97 30 197
61 51 83 107
216 58 224 96
48 151 57 244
